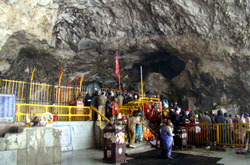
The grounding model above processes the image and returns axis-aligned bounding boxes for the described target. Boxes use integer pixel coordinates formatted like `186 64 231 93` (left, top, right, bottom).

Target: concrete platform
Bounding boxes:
59 147 250 165
175 147 250 165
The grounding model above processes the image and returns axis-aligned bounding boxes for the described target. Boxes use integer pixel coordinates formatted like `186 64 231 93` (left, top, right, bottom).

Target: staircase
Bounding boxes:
94 121 156 155
91 97 161 154
126 141 156 155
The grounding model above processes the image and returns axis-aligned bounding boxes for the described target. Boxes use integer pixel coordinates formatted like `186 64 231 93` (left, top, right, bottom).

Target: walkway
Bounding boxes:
58 147 250 165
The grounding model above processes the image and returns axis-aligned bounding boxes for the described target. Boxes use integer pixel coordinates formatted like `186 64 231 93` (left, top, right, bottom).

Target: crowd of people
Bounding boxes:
159 101 250 158
77 88 141 121
76 88 250 158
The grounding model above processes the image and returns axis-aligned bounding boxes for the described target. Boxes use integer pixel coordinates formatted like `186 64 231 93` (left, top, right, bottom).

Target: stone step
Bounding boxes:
126 142 155 155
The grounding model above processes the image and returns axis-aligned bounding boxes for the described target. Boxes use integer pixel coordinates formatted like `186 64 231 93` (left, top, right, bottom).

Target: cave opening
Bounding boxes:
132 51 186 81
127 50 186 105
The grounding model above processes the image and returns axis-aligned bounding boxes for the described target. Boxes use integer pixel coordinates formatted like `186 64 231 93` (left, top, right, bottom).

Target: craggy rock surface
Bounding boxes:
0 0 249 112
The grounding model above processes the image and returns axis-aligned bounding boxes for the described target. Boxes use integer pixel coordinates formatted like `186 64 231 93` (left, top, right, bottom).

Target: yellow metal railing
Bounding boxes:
90 106 110 129
101 88 118 92
15 103 92 122
119 96 162 116
90 106 110 122
0 79 81 105
186 123 250 147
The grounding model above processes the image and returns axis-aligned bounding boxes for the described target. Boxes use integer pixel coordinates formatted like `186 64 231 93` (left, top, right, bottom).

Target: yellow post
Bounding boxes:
216 124 220 145
58 72 63 120
90 106 110 122
80 75 84 92
142 117 144 133
100 117 102 129
69 107 71 121
29 68 36 102
17 104 20 122
58 72 63 105
140 66 143 98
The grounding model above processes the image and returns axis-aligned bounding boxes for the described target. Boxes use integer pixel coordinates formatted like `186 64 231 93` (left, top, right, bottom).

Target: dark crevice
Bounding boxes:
132 51 186 81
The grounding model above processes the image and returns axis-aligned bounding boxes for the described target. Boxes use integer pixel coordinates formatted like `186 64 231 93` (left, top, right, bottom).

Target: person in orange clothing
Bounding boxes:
110 98 119 120
143 127 153 141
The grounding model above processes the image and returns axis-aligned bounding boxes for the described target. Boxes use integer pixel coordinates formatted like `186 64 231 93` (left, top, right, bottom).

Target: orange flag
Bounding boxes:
115 51 121 91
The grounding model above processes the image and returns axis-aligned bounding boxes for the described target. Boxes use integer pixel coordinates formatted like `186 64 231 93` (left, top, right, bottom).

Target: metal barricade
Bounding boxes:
15 103 92 122
0 79 81 105
186 123 250 148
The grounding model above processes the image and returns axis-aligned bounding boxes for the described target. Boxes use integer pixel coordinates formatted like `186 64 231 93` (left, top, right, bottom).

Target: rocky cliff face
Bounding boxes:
0 0 249 113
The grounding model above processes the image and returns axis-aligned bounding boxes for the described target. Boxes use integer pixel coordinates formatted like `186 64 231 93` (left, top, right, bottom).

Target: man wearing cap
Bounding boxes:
98 91 107 120
117 92 124 107
128 111 141 148
181 109 190 124
215 110 226 144
91 90 99 121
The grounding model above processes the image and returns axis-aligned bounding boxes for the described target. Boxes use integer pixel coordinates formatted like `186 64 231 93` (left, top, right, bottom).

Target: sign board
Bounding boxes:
76 100 84 114
0 93 16 123
53 125 73 152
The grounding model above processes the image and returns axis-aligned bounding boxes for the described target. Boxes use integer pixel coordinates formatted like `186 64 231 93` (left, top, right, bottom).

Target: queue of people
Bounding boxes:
76 88 145 149
160 102 250 155
77 88 141 121
76 88 250 157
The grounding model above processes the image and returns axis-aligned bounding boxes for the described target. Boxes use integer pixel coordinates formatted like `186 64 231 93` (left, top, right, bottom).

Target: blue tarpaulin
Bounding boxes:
0 93 16 123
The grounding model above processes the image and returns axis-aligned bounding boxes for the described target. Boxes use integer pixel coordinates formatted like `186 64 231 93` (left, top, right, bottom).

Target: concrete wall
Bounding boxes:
94 121 106 149
0 127 61 165
53 121 95 150
0 121 96 165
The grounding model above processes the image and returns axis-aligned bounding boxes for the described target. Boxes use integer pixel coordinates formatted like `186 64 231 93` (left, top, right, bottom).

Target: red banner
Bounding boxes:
115 51 121 91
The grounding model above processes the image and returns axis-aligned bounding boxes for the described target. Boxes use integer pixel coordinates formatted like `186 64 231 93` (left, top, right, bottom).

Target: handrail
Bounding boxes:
15 103 91 122
90 105 110 123
119 96 162 118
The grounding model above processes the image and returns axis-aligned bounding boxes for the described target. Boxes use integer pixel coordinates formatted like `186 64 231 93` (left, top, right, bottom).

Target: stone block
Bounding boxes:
53 129 61 147
0 138 6 151
6 130 27 150
17 149 27 165
0 150 17 165
0 125 7 137
53 146 61 163
26 148 37 165
37 147 53 165
26 129 36 149
45 128 54 147
26 128 45 149
35 128 45 148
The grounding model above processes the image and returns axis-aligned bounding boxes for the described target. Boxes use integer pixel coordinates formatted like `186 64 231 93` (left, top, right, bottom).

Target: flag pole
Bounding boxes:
140 66 143 98
115 51 121 92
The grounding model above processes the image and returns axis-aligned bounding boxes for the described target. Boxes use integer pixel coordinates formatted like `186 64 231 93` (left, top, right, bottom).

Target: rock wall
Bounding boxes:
0 0 249 112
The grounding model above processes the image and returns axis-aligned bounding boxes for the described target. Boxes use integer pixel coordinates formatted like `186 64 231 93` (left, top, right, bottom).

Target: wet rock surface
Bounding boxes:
0 0 249 112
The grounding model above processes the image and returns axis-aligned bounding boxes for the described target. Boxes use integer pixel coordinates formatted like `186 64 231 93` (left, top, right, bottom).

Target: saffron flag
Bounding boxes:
115 51 121 91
